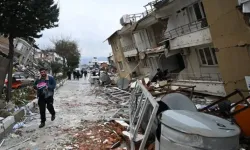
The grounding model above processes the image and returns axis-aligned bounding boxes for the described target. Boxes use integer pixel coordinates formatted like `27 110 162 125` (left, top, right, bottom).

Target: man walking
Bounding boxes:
34 68 56 128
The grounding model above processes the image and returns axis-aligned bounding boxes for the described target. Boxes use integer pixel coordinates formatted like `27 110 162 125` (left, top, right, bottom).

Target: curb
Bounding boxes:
0 80 67 141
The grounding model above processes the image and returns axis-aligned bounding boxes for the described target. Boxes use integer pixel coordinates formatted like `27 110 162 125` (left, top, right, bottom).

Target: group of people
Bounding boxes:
67 69 88 80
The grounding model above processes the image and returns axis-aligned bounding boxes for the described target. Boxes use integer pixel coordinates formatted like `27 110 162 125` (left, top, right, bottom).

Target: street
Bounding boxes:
1 78 116 150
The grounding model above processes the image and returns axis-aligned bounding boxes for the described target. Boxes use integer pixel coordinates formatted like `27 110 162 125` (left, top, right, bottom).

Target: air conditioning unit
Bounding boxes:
180 48 190 56
120 15 131 26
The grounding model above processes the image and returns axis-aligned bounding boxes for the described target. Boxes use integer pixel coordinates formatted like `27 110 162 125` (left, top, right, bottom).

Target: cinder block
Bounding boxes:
13 109 25 122
2 116 15 130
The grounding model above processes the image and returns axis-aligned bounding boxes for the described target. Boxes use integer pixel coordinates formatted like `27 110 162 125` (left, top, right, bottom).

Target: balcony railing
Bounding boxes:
164 18 208 40
122 43 137 52
169 73 222 82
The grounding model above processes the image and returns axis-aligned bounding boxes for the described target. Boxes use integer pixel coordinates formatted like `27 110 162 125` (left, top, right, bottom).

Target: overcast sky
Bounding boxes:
36 0 151 57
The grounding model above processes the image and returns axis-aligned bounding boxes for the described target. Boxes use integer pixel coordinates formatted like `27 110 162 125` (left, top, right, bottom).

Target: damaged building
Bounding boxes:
106 0 250 99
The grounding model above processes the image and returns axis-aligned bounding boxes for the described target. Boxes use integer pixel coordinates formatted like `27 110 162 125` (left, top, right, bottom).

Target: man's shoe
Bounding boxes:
39 122 45 128
51 115 55 121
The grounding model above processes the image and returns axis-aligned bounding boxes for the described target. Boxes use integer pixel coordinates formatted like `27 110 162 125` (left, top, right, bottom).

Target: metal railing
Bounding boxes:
164 18 208 39
169 73 222 82
122 43 137 52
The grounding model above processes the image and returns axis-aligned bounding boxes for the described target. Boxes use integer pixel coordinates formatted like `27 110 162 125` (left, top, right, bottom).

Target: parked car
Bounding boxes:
3 72 35 92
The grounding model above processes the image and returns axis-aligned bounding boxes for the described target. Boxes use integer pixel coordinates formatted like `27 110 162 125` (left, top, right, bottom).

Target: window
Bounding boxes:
118 62 124 71
198 47 218 66
187 2 206 22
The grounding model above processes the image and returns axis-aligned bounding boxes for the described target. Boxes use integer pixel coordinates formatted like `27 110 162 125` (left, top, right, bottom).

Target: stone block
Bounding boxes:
4 121 15 138
13 109 25 122
2 116 15 130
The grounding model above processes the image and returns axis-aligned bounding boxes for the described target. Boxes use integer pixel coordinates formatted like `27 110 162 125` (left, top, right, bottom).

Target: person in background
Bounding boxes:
81 69 84 77
76 70 80 80
34 68 56 128
155 68 164 81
92 70 96 76
67 70 71 80
73 70 76 80
83 70 88 78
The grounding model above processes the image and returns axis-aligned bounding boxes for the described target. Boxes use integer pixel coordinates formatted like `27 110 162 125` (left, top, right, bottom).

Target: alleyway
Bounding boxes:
1 78 116 149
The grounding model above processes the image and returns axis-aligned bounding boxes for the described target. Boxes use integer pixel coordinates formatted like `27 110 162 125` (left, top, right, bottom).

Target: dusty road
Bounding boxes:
1 78 117 150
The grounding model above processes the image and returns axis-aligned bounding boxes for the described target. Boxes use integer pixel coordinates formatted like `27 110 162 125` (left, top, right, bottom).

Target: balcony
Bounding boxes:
164 18 208 40
169 73 226 97
170 73 222 82
122 43 137 52
122 43 138 57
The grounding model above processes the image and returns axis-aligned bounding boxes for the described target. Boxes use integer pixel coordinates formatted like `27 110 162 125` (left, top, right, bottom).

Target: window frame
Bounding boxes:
187 1 206 22
197 47 218 66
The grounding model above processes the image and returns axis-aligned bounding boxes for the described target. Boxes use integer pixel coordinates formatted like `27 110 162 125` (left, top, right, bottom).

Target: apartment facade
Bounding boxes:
14 38 34 66
107 0 250 97
107 31 131 79
146 0 225 96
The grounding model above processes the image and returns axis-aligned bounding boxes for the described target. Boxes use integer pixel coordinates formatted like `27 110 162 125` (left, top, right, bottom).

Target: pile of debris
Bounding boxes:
64 121 129 150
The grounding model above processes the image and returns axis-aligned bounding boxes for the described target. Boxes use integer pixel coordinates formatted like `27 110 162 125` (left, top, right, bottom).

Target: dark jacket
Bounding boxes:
34 75 56 98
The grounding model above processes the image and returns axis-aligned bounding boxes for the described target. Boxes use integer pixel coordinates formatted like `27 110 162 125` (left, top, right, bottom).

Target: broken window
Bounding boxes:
198 47 218 66
118 62 124 71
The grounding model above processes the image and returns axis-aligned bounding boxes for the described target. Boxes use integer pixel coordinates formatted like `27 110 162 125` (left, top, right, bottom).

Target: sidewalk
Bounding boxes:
0 78 118 149
0 79 67 146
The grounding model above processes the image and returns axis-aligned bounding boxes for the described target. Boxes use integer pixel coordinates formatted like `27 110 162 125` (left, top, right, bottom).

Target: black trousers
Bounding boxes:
38 96 55 123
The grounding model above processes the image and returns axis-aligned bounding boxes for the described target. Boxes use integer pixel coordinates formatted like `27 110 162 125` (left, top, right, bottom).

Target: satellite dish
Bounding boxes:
117 78 130 90
139 52 146 60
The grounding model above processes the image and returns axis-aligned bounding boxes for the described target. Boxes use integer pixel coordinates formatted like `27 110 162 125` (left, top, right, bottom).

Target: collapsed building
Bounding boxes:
102 0 250 149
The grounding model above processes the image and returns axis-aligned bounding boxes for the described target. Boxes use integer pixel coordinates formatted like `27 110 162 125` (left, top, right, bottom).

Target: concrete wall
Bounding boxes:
127 60 140 76
203 0 250 100
120 34 134 48
164 0 202 32
166 8 190 32
133 30 151 52
108 34 131 80
170 28 212 50
180 45 220 80
138 60 151 76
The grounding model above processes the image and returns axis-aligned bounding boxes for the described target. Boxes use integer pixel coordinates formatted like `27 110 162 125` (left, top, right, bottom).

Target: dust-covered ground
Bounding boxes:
0 78 119 150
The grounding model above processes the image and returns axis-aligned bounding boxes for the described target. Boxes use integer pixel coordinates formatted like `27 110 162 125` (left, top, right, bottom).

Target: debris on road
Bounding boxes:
63 120 129 150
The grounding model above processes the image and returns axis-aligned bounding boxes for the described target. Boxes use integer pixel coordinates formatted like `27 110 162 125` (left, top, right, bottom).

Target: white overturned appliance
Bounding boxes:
155 93 240 150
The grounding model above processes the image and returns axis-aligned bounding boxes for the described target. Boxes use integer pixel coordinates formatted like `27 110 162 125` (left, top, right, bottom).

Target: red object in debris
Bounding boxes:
5 79 22 89
234 104 250 137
